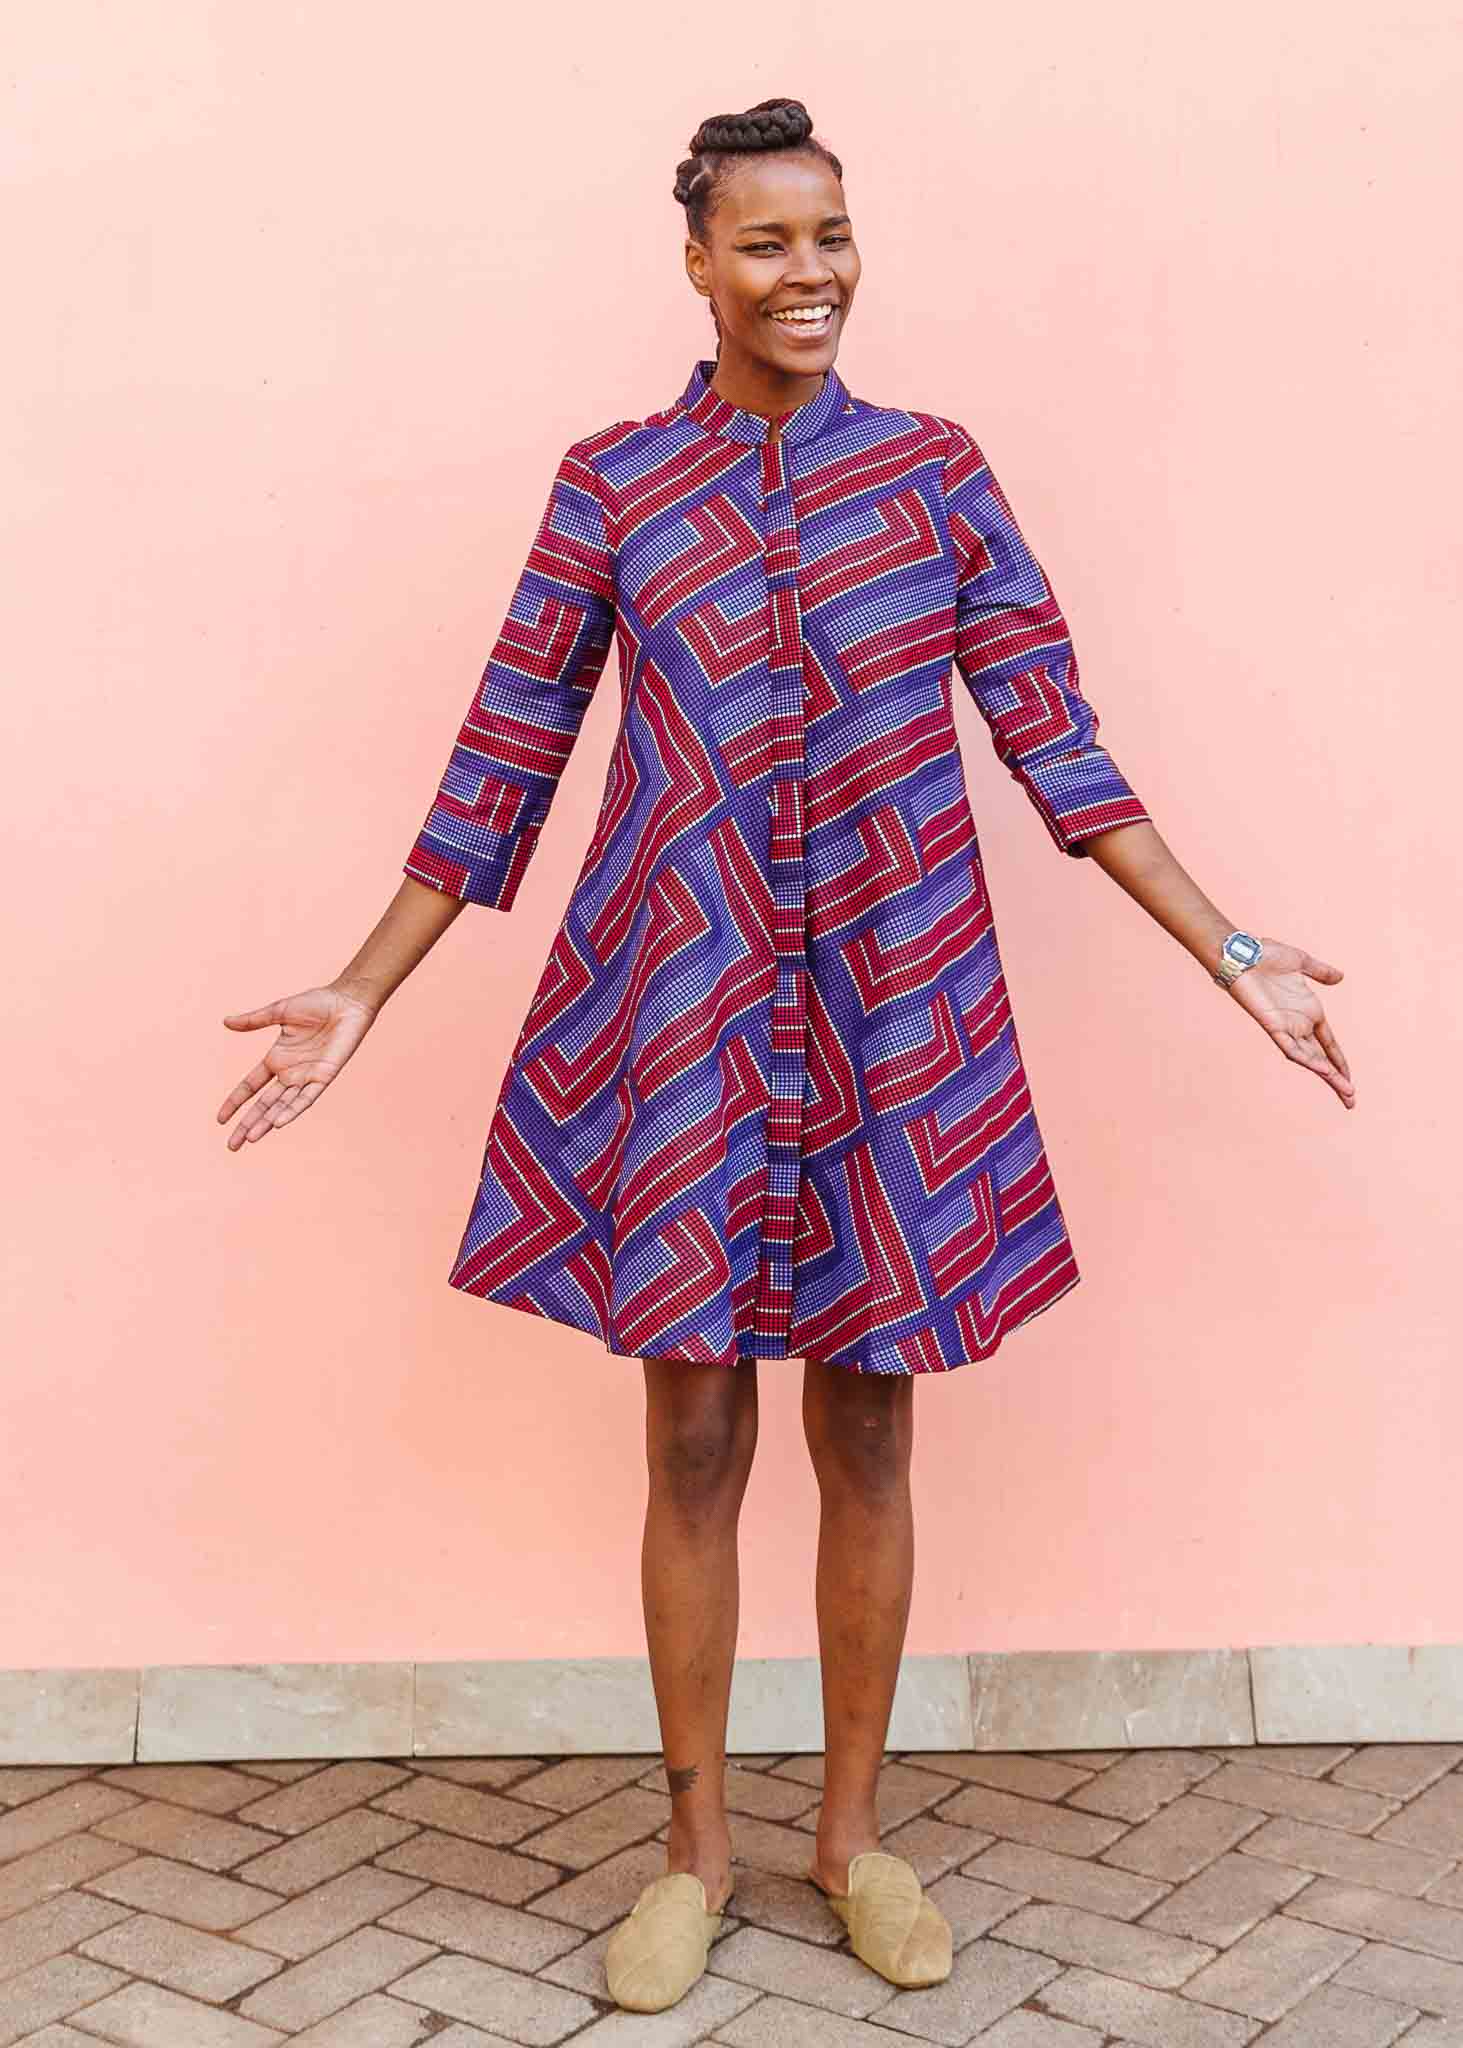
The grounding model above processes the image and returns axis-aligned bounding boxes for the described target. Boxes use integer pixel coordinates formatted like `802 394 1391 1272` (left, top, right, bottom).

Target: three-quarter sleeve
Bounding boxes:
941 419 1151 857
403 442 617 910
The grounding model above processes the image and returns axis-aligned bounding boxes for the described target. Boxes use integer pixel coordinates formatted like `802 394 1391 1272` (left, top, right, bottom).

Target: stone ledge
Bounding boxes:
1251 1643 1463 1743
0 1667 139 1764
969 1647 1255 1749
2 1646 1460 1764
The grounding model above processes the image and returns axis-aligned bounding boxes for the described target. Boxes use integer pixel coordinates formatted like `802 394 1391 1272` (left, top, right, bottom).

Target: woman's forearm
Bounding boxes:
1080 821 1236 978
331 876 467 1014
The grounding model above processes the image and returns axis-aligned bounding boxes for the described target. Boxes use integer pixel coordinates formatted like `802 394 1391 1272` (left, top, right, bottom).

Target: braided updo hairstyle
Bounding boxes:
675 99 844 352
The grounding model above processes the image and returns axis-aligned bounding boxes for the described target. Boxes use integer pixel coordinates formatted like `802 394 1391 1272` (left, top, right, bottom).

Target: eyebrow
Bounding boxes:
736 214 851 234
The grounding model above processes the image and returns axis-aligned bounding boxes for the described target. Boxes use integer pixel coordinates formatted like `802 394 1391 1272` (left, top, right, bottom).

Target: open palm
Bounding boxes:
217 986 377 1151
1227 936 1355 1107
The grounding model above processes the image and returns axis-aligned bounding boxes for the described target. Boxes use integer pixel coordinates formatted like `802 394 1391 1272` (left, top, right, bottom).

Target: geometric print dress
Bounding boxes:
403 356 1152 1375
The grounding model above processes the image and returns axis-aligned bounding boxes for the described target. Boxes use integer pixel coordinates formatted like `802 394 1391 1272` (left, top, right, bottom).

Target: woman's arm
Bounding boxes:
218 435 618 1152
330 875 466 1015
936 421 1355 1113
1081 819 1356 1109
216 878 465 1150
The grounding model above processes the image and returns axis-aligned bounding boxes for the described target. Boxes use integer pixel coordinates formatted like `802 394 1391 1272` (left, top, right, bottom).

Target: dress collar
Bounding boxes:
674 356 854 446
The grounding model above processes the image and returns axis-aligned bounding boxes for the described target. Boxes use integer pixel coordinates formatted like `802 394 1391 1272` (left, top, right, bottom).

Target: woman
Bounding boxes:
217 98 1354 2013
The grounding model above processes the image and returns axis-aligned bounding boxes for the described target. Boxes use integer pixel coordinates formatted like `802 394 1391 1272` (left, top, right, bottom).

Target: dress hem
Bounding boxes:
443 1249 1081 1379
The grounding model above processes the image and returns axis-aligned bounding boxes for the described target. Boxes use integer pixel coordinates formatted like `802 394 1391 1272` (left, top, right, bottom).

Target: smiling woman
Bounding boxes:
677 97 862 417
218 87 1353 2027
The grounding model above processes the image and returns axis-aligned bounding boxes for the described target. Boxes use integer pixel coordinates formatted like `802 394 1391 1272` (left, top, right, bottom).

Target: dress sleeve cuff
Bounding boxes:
1015 745 1153 857
402 816 543 911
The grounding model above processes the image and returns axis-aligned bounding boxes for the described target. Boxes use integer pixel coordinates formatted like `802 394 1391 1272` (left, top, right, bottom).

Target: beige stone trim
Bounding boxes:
3 1647 1460 1764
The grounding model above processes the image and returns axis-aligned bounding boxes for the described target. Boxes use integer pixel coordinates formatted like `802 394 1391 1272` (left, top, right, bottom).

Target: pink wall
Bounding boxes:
4 4 1457 1671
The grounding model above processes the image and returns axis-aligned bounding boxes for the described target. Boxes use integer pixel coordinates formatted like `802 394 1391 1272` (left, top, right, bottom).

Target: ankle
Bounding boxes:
665 1842 733 1912
813 1822 882 1890
666 1810 731 1855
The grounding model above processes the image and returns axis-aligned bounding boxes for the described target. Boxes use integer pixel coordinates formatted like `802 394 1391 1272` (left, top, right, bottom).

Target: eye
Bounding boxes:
738 235 853 254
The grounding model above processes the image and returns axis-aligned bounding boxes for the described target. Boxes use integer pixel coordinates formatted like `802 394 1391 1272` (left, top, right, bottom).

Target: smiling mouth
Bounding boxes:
767 304 838 336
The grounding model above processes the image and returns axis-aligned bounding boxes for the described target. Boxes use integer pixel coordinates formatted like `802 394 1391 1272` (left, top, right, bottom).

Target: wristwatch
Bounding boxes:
1213 929 1264 989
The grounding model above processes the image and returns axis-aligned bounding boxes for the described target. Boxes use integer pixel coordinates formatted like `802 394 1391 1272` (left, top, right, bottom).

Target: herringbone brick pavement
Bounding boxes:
5 1744 1463 2042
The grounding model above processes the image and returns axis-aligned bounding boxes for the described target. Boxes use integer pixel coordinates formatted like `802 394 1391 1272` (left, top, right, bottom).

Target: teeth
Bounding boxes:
770 306 833 323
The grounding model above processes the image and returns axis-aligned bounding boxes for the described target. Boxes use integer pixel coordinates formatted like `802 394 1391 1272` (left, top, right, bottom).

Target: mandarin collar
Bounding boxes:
675 356 853 446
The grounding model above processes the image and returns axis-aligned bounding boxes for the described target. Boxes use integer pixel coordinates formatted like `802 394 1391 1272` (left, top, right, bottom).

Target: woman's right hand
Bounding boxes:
216 983 379 1151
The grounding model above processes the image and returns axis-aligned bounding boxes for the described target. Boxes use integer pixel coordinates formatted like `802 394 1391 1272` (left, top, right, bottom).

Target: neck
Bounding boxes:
707 345 828 426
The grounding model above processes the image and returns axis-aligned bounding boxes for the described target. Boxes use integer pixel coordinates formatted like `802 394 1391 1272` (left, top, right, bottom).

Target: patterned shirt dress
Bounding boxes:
403 357 1152 1375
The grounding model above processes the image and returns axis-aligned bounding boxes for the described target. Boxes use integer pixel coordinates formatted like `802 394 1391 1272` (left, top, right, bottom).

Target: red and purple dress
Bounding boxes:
403 357 1151 1374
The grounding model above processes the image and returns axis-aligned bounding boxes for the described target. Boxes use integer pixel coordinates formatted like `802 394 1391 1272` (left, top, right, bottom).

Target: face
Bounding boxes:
684 152 861 375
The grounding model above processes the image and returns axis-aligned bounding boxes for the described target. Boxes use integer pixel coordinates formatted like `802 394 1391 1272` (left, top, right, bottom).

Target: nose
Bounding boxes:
783 239 836 289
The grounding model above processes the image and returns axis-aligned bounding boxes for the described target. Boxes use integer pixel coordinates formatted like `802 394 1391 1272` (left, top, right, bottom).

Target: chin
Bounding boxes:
761 332 840 364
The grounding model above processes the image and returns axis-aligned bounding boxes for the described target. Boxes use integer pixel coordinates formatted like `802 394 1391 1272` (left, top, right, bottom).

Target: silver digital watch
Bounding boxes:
1214 929 1264 989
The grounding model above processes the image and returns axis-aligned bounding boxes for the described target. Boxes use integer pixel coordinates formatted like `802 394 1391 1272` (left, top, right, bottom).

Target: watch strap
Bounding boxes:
1213 930 1263 988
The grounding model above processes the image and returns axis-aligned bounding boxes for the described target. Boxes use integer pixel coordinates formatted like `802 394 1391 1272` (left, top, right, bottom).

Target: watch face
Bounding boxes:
1227 933 1262 965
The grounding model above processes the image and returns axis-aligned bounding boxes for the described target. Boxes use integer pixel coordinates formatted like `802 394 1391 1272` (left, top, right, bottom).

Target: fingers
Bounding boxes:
216 1057 274 1122
224 1077 329 1150
226 1075 289 1150
222 1000 288 1030
1315 1014 1352 1085
274 1079 327 1125
1271 1025 1356 1107
253 1079 328 1134
1298 952 1343 984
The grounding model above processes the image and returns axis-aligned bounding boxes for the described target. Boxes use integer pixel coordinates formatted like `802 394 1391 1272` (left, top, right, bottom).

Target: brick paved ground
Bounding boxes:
6 1744 1463 2042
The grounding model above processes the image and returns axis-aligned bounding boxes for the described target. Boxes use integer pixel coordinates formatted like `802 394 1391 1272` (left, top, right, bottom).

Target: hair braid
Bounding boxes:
673 96 843 246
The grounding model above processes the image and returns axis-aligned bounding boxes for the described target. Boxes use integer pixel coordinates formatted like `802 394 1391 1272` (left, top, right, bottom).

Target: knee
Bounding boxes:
807 1396 911 1497
649 1392 754 1514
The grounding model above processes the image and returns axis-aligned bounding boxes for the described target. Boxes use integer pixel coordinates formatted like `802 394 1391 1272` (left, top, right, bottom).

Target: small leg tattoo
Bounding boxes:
666 1761 701 1795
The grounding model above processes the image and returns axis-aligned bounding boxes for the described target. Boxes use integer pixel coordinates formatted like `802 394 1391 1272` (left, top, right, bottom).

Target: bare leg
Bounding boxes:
641 1355 759 1914
801 1357 915 1895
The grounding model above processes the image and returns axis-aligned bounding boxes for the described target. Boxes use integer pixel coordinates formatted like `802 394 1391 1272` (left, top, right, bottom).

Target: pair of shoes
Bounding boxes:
604 1870 732 2012
809 1849 953 1987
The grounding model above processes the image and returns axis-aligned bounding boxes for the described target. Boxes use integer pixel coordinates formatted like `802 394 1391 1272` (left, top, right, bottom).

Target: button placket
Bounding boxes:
753 429 810 1351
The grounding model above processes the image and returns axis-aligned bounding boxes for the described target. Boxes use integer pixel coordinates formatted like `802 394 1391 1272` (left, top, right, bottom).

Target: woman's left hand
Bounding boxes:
1226 937 1355 1108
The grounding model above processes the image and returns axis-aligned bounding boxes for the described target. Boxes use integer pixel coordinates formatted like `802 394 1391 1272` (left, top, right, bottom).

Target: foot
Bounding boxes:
809 1848 954 1989
667 1857 733 1915
807 1841 879 1900
605 1869 729 2013
806 1854 846 1899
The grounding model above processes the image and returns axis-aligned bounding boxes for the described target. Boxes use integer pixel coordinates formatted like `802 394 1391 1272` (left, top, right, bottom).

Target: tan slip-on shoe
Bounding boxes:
604 1870 729 2012
810 1849 953 1987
